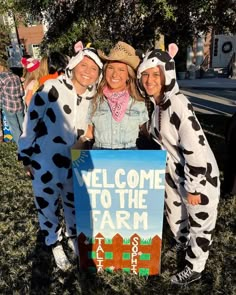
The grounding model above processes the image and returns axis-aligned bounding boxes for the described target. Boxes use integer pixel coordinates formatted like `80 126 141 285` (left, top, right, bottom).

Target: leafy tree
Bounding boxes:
0 0 235 55
0 22 10 66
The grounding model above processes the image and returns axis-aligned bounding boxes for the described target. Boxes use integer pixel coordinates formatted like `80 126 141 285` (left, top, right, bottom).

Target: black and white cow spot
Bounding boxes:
63 105 72 114
200 179 207 186
187 246 196 258
206 163 218 187
48 86 59 102
199 135 205 146
66 192 74 202
189 215 201 227
34 144 41 154
173 201 182 207
175 218 187 225
53 136 67 144
195 212 209 220
183 148 193 155
56 183 63 189
30 110 39 120
31 160 41 170
67 168 72 179
36 196 49 209
43 187 54 194
186 163 206 177
63 78 73 90
179 236 188 244
166 173 177 189
41 171 53 184
46 108 56 123
161 99 171 111
200 194 209 205
35 94 45 106
170 112 181 130
180 226 189 234
165 203 171 214
174 162 185 178
44 221 53 228
165 79 176 93
187 103 194 113
77 96 82 105
64 201 75 209
52 153 71 169
196 237 210 252
188 116 201 131
33 121 48 138
21 147 34 157
203 229 214 235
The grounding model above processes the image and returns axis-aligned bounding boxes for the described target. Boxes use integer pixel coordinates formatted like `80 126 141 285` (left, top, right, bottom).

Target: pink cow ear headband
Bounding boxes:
168 43 178 58
74 41 92 53
66 40 103 79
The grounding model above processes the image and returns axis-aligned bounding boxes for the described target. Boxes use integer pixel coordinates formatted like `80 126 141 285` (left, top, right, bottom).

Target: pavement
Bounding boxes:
178 77 236 90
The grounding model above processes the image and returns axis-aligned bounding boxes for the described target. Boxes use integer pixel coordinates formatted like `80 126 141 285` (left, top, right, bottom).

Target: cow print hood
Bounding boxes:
137 44 179 102
65 41 103 99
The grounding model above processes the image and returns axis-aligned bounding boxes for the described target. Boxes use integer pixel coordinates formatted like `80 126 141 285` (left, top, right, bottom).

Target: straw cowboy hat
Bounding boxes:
97 41 140 70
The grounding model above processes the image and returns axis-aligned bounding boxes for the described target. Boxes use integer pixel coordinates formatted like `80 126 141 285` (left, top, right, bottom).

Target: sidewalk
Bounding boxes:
178 77 236 90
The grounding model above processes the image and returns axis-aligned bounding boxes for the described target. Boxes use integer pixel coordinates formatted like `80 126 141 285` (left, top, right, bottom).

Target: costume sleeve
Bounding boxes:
18 87 49 166
177 96 208 194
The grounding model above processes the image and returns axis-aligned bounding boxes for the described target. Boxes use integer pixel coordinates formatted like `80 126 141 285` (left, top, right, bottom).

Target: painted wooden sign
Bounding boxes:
71 150 166 276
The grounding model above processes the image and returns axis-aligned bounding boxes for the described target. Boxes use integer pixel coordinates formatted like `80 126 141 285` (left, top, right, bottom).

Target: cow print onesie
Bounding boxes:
137 49 220 273
18 75 97 246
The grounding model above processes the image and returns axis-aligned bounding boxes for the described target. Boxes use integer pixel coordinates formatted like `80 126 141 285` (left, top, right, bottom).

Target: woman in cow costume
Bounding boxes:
18 42 103 271
137 44 220 285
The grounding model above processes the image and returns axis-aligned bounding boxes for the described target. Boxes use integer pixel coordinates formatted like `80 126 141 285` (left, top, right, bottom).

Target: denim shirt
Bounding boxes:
87 96 149 149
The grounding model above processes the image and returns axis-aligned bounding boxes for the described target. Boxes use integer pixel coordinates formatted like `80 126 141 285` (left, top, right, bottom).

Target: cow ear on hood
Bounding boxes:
74 41 84 53
168 43 178 58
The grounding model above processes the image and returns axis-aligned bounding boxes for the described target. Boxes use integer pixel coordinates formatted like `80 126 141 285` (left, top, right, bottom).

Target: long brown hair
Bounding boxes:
92 62 143 115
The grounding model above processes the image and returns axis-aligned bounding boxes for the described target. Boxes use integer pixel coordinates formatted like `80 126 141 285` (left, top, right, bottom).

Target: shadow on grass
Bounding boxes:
30 231 54 294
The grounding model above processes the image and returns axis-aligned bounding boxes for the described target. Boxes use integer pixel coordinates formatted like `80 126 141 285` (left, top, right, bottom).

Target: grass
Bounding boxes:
0 113 235 294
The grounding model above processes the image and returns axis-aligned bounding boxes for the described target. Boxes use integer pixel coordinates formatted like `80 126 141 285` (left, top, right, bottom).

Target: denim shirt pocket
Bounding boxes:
121 109 140 144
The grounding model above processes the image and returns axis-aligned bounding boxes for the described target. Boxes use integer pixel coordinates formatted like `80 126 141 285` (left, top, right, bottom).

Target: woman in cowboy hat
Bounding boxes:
18 41 103 271
77 41 149 149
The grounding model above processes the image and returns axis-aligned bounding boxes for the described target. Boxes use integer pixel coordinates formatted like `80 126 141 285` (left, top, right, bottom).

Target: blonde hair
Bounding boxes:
0 64 8 72
23 67 41 90
92 62 143 115
38 55 49 78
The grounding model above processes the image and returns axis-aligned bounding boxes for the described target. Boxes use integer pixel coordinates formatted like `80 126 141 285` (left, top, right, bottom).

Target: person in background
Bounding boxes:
21 57 40 108
20 54 32 84
39 52 69 86
18 41 103 271
0 109 3 142
137 45 220 286
222 112 236 197
77 41 149 149
0 60 24 145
